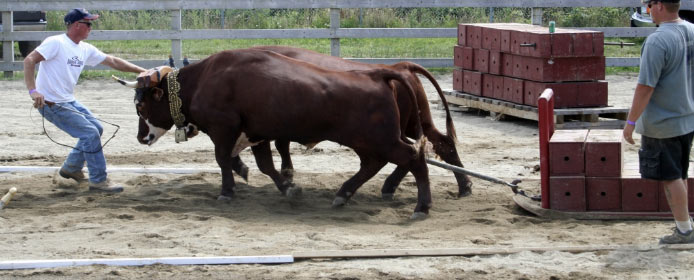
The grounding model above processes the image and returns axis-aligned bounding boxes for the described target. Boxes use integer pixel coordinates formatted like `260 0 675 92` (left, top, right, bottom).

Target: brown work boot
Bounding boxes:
89 179 124 193
59 168 87 183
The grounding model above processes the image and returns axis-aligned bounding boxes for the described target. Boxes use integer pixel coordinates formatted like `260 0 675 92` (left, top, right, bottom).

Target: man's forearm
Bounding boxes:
109 56 146 73
23 59 37 90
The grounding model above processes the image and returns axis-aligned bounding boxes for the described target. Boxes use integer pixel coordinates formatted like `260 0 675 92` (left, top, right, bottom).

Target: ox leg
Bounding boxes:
408 150 432 219
274 140 294 182
430 135 472 197
332 157 386 207
214 143 237 200
251 141 300 197
380 166 408 200
230 156 249 182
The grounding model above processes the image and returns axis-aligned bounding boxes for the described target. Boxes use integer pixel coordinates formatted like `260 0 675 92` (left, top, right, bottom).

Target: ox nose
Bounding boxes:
138 134 154 145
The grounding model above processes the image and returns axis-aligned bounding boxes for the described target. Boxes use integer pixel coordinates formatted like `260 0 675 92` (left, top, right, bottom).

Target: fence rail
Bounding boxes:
3 0 688 73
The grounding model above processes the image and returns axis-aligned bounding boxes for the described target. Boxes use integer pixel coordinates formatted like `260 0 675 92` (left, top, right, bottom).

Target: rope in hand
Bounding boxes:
31 103 120 154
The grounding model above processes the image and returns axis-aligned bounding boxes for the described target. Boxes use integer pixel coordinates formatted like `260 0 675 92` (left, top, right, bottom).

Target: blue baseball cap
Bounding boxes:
64 8 99 25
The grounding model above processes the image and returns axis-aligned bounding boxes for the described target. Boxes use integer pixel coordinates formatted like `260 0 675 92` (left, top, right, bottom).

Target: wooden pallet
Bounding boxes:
442 90 628 129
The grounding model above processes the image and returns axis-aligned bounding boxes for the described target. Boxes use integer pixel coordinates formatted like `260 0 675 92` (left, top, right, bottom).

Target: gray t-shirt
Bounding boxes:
636 20 694 139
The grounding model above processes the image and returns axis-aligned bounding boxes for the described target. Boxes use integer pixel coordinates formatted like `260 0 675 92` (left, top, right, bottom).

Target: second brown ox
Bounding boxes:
116 49 434 218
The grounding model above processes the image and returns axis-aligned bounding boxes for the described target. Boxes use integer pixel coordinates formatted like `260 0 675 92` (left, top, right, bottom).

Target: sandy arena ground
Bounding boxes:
2 73 694 279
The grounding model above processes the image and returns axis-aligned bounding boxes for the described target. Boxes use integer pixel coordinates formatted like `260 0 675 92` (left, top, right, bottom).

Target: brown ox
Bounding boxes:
116 49 433 218
235 46 473 198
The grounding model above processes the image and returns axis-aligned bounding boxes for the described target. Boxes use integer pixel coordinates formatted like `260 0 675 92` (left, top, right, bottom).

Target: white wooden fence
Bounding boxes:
2 0 692 73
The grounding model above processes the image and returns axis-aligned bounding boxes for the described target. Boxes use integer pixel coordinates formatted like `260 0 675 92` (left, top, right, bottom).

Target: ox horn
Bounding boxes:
111 75 139 88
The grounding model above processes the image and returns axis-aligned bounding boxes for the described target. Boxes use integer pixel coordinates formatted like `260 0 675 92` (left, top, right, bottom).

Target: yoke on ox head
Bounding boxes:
112 66 198 145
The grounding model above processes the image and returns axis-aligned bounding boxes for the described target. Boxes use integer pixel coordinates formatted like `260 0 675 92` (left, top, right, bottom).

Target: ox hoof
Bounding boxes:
410 212 428 220
332 196 348 208
285 186 302 198
458 183 473 198
217 195 233 201
381 193 394 201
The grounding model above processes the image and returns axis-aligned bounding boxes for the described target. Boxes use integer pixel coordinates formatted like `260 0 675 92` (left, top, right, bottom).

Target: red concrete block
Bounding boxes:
585 129 624 177
621 167 659 212
523 80 542 107
482 74 495 98
461 47 475 70
500 29 512 53
576 81 608 107
463 70 482 96
501 53 514 77
522 80 608 108
514 55 605 82
474 48 490 73
457 24 467 46
550 176 586 211
593 32 605 56
510 30 528 56
549 129 589 176
482 27 501 51
504 77 523 104
453 45 465 68
573 32 596 56
453 68 464 92
467 25 482 49
551 33 573 57
586 177 621 211
489 51 501 75
492 75 504 100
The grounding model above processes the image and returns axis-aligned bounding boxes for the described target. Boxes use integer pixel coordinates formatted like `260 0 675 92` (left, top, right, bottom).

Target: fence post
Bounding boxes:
489 7 494 23
330 8 340 57
2 11 14 78
171 9 182 67
531 7 543 26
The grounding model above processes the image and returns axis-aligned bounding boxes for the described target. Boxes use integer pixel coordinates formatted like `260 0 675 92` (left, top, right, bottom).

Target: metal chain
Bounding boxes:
34 104 120 154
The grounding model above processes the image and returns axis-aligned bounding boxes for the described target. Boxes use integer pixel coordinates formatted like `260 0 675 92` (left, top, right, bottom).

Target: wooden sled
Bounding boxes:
512 194 683 220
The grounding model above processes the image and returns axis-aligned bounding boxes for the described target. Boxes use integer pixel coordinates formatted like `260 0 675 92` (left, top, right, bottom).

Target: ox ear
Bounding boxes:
152 87 165 102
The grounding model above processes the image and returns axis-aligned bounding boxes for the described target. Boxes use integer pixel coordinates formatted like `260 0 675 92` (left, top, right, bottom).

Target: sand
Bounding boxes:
2 73 694 279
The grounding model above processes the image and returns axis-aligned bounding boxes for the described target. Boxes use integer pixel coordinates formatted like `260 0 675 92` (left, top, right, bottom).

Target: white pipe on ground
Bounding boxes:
0 255 294 270
0 166 220 175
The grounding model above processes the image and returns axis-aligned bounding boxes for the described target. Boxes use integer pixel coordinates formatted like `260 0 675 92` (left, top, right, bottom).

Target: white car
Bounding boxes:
631 4 694 27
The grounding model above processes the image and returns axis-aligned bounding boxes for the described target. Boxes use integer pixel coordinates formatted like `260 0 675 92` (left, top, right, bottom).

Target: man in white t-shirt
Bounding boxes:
23 8 146 192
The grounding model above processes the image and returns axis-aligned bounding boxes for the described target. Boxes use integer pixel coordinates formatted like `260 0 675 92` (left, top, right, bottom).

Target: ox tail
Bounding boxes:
383 70 424 144
393 62 457 143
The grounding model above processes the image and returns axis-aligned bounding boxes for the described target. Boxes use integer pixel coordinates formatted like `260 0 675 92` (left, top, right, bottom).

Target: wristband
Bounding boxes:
29 89 37 95
627 120 636 126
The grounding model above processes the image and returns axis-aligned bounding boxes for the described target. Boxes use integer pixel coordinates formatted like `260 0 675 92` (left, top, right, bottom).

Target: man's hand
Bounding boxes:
623 123 635 145
30 90 46 108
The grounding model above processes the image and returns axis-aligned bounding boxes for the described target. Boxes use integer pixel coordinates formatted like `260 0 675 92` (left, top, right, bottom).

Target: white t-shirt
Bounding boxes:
35 34 107 103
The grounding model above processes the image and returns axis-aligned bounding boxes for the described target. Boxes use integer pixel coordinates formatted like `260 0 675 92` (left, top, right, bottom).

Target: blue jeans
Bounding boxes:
38 101 107 184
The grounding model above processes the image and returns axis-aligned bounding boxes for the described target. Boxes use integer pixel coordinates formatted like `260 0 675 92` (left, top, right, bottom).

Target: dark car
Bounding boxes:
631 4 694 27
0 11 47 58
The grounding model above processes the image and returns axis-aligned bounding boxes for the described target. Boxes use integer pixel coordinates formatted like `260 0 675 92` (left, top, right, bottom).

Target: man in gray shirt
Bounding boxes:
623 0 694 244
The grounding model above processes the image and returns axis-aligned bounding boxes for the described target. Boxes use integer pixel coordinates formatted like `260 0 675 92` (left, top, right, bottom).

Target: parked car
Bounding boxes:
631 4 694 27
0 11 47 58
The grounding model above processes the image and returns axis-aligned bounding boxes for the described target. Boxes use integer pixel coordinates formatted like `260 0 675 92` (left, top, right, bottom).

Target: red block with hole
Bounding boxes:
461 47 475 70
489 51 501 75
453 68 464 92
586 177 621 211
467 25 482 49
585 129 624 177
482 74 495 98
474 48 490 73
457 24 467 46
549 129 588 176
550 176 586 211
621 168 659 212
512 55 605 82
482 26 501 51
492 75 504 100
453 45 465 68
463 70 482 96
501 53 514 77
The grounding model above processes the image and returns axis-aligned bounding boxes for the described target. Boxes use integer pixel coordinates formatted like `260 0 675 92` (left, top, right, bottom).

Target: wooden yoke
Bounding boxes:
538 89 555 209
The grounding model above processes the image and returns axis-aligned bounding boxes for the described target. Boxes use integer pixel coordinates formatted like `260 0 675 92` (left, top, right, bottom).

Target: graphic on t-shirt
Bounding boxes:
67 56 84 67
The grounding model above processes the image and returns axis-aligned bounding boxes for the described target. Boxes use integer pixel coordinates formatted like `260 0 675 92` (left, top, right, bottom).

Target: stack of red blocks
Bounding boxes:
454 23 608 108
549 129 694 212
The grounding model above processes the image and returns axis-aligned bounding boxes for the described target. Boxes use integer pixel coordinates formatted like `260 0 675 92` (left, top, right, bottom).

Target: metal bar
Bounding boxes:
425 159 519 191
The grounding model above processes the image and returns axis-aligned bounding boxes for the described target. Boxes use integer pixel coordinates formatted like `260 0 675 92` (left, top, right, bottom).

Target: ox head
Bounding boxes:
113 66 174 145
